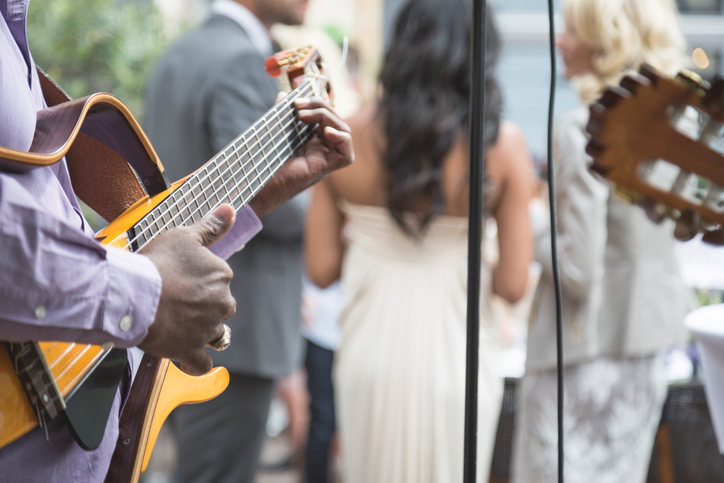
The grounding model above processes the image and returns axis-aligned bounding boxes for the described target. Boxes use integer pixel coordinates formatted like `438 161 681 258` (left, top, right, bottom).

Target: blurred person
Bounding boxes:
143 0 349 482
273 365 309 467
511 0 692 481
305 1 534 481
0 0 352 481
301 277 344 483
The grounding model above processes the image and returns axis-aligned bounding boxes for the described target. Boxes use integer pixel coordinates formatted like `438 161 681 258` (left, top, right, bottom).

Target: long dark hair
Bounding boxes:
379 0 502 236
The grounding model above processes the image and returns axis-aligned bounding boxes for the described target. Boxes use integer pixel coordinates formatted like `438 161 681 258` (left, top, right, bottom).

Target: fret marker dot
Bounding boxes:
119 315 133 332
34 306 46 319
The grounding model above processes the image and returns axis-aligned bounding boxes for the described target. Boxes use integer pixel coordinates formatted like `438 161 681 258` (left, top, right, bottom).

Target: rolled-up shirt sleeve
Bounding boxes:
208 205 262 260
0 174 161 348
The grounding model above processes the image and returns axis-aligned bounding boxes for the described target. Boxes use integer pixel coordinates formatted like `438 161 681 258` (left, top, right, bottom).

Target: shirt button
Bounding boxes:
119 315 133 332
34 306 46 319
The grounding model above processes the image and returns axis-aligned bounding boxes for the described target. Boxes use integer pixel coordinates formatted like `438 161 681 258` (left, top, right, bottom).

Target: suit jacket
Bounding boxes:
143 15 305 379
527 107 690 373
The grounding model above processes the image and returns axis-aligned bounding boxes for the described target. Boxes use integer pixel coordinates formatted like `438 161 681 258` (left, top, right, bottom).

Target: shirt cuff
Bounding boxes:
102 247 162 347
208 205 263 260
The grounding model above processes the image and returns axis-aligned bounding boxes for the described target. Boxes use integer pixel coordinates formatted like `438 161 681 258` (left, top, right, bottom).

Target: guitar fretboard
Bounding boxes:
125 79 316 251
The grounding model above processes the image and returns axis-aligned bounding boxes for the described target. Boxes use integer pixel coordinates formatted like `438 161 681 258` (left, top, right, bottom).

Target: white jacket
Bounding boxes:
526 107 691 373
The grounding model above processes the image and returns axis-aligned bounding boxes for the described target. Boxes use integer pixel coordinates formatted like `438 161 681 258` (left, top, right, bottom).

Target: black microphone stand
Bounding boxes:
463 0 486 481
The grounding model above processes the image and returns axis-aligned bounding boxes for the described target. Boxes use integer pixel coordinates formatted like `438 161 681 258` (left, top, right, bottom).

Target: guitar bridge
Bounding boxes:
5 342 66 440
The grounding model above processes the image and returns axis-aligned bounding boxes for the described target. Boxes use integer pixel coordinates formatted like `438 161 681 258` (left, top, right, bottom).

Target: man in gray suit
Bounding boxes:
144 0 320 481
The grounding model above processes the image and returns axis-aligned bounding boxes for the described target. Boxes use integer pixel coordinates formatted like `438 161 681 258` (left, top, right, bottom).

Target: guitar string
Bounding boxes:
126 81 315 246
125 117 314 251
125 100 314 250
128 74 326 247
125 81 314 246
123 83 317 250
134 81 313 239
125 69 327 249
124 119 315 251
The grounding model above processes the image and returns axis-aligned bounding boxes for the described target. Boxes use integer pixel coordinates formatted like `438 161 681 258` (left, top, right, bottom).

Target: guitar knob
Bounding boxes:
703 75 724 111
640 197 668 224
702 226 724 245
674 208 700 242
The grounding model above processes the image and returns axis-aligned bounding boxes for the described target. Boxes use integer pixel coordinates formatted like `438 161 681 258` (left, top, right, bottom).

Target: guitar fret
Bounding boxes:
127 79 319 252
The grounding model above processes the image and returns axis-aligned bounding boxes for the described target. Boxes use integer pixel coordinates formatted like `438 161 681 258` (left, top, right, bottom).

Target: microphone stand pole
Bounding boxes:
464 0 486 481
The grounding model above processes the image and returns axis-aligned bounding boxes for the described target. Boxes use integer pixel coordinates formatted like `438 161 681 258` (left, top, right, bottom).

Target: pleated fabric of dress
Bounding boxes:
334 201 503 483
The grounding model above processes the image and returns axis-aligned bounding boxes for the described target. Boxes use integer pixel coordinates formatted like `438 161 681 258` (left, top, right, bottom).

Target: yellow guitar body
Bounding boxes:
0 176 228 466
132 360 229 476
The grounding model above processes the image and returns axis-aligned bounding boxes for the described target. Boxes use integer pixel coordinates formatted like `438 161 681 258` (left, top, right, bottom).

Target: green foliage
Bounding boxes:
696 287 723 307
27 0 171 117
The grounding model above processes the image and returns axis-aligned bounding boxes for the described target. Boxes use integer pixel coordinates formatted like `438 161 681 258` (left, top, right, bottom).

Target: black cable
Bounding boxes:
463 0 486 481
544 1 565 482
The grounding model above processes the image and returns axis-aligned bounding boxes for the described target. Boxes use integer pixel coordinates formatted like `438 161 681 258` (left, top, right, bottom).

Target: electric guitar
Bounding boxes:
586 63 724 240
0 45 329 481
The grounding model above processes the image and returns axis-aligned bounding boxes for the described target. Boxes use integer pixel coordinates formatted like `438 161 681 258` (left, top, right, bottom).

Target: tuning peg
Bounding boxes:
264 54 284 78
619 73 651 95
703 75 724 111
674 208 700 241
587 106 606 139
597 86 630 109
639 197 668 224
639 64 662 85
702 226 724 245
585 140 606 160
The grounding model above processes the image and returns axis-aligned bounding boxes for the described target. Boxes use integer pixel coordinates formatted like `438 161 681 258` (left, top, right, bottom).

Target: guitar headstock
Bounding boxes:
265 45 332 103
586 64 724 241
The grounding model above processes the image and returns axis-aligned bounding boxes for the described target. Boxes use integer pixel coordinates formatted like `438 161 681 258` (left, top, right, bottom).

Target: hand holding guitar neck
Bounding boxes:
249 95 354 217
137 204 237 376
586 64 724 244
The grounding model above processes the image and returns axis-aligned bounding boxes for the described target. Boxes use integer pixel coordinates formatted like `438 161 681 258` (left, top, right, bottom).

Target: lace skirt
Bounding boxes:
511 353 667 483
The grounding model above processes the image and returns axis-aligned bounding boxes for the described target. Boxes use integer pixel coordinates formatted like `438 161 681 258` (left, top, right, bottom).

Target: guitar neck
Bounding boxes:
127 79 316 251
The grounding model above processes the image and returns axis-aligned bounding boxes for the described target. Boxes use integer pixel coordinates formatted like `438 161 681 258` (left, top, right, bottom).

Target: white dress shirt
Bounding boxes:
209 0 273 56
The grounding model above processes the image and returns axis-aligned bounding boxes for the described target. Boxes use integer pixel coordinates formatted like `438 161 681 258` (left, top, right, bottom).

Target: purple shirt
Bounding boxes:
0 0 261 480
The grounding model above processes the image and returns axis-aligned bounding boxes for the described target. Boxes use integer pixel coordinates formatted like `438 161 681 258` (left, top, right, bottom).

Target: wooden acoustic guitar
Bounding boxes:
0 45 329 482
586 64 724 241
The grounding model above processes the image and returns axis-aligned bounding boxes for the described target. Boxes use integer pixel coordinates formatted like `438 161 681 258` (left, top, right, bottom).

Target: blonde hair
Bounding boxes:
564 0 686 103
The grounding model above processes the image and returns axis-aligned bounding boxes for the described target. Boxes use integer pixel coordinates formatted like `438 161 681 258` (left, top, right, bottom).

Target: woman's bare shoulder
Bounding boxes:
487 121 532 178
346 104 380 134
327 104 387 205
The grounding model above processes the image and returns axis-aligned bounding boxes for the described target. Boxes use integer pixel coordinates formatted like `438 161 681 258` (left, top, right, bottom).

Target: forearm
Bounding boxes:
305 182 344 288
0 175 161 347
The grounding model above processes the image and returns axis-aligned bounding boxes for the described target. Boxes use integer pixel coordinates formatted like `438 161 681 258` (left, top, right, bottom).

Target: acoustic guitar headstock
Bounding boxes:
586 64 724 242
265 45 332 103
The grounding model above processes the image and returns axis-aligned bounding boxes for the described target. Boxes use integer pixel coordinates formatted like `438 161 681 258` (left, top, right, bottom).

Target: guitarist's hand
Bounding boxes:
137 204 237 376
249 95 354 217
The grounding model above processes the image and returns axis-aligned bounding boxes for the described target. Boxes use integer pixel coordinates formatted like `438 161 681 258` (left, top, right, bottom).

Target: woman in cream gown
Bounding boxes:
305 1 533 481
